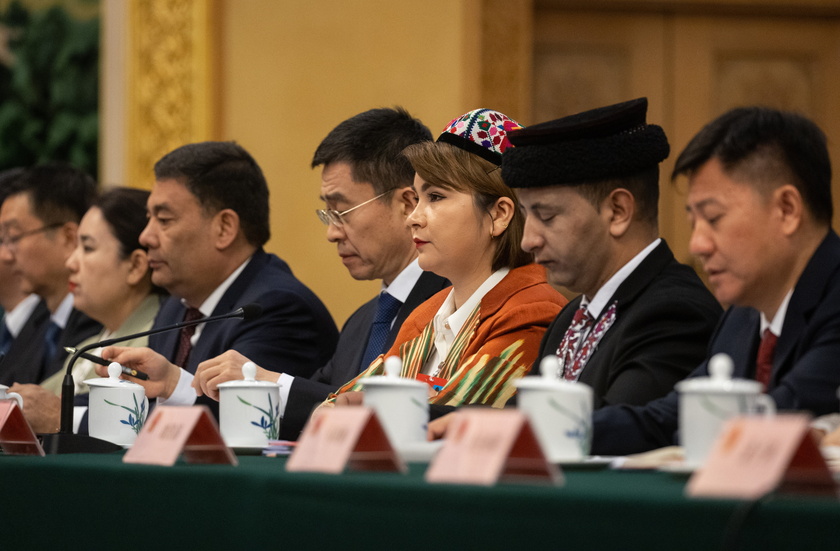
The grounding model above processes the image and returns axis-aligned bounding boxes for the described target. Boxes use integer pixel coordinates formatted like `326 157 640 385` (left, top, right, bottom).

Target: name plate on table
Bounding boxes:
124 405 237 466
0 400 44 456
287 406 405 474
426 409 562 486
687 414 835 499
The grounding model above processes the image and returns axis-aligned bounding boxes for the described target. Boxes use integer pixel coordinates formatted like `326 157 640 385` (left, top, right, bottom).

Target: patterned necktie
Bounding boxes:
755 328 777 390
557 302 618 381
359 292 403 372
556 306 594 380
174 307 204 368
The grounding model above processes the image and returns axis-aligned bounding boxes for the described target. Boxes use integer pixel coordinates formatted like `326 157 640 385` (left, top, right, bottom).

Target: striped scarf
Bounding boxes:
330 303 531 407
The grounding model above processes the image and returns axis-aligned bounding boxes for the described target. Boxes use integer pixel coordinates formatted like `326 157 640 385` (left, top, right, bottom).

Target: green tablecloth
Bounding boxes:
0 452 837 550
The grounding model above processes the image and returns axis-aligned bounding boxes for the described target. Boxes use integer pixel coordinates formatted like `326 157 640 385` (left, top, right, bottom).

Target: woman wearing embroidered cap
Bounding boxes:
324 109 567 409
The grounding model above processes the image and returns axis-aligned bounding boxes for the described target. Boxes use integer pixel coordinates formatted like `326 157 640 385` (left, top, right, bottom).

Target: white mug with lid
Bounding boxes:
675 353 776 467
0 384 23 409
515 356 593 462
218 361 281 448
362 356 429 448
85 362 148 446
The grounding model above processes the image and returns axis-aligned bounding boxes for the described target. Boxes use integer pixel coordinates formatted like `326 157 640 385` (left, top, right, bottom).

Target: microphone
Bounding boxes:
47 303 263 453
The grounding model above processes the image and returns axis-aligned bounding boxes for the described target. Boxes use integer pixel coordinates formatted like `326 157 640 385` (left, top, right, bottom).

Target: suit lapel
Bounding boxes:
388 271 449 346
773 231 840 382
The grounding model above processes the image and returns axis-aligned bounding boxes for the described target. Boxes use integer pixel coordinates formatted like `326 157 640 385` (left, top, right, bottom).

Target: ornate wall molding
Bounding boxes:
126 0 215 189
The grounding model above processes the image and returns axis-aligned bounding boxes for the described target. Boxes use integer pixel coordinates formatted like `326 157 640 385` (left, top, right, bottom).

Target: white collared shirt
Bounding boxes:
422 268 510 375
161 257 252 406
3 293 40 338
759 289 793 339
51 292 75 329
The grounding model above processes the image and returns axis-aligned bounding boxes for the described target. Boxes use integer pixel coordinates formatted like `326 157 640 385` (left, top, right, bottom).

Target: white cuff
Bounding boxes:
73 406 87 434
158 368 197 406
277 373 294 417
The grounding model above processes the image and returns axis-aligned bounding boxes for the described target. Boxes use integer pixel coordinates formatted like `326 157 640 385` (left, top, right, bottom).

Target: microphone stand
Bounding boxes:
41 304 259 454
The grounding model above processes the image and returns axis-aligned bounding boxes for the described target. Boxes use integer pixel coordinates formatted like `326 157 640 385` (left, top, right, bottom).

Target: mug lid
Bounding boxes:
675 353 763 394
514 356 593 394
217 361 279 389
84 362 144 388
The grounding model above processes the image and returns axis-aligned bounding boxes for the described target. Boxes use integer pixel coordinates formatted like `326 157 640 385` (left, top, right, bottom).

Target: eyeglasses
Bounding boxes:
316 191 389 227
0 222 63 251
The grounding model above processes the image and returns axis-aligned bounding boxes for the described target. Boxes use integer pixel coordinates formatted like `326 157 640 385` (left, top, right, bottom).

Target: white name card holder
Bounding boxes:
687 413 836 499
0 400 44 456
286 406 405 474
123 405 237 466
426 409 562 486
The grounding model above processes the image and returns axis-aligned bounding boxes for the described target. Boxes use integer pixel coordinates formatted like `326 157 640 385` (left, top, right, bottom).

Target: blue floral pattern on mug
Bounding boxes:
549 397 592 456
238 393 280 440
104 393 146 435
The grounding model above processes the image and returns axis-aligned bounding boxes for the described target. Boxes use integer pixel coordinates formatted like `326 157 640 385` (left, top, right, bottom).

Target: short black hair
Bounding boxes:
0 167 24 206
574 167 660 226
154 141 270 246
8 163 97 224
673 107 832 225
311 107 433 195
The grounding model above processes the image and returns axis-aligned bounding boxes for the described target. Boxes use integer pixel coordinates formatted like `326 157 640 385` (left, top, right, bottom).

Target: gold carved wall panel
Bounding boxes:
126 0 216 189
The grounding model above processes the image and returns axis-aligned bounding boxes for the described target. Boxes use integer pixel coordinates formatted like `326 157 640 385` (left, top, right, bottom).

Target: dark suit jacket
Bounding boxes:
592 230 840 455
150 249 339 416
0 299 101 386
533 240 722 408
280 271 449 439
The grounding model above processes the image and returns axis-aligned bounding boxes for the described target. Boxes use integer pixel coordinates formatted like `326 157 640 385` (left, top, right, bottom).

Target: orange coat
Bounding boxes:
330 264 567 407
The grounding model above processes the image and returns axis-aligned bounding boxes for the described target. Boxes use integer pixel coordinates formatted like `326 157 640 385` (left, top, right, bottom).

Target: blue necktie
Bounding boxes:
359 292 402 372
43 320 61 366
0 322 13 356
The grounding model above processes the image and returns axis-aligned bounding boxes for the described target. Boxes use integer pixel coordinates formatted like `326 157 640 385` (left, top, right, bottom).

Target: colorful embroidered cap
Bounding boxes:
502 98 670 187
437 108 524 166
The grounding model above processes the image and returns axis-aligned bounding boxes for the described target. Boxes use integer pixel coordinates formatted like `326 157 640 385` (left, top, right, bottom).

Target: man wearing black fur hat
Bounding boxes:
501 98 722 410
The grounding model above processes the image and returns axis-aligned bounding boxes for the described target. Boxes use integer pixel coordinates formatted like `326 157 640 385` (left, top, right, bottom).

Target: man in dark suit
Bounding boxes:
591 106 840 455
102 142 338 412
189 107 448 439
0 165 101 391
501 98 722 409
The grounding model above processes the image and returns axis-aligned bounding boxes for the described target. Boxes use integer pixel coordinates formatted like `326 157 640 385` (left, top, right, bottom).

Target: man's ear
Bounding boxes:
125 249 149 286
774 184 804 236
397 186 418 216
603 188 635 238
59 222 78 256
214 208 241 249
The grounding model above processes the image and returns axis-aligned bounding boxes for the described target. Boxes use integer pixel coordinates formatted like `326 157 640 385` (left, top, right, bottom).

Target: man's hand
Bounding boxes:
193 350 278 401
333 391 365 407
428 412 454 440
9 383 60 433
100 346 181 399
822 426 840 447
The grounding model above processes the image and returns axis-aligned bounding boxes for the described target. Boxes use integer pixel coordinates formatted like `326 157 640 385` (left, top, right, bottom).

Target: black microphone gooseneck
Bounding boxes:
48 303 262 453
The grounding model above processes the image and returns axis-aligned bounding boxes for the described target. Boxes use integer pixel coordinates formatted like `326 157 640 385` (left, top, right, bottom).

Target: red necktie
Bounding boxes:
174 307 204 368
755 328 777 390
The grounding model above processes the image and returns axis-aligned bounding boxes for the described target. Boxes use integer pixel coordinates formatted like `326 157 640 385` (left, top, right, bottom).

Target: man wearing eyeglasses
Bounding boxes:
189 107 449 440
0 164 101 387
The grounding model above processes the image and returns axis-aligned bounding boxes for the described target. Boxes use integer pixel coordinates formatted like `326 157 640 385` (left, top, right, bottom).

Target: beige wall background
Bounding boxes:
216 0 478 327
107 0 840 326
